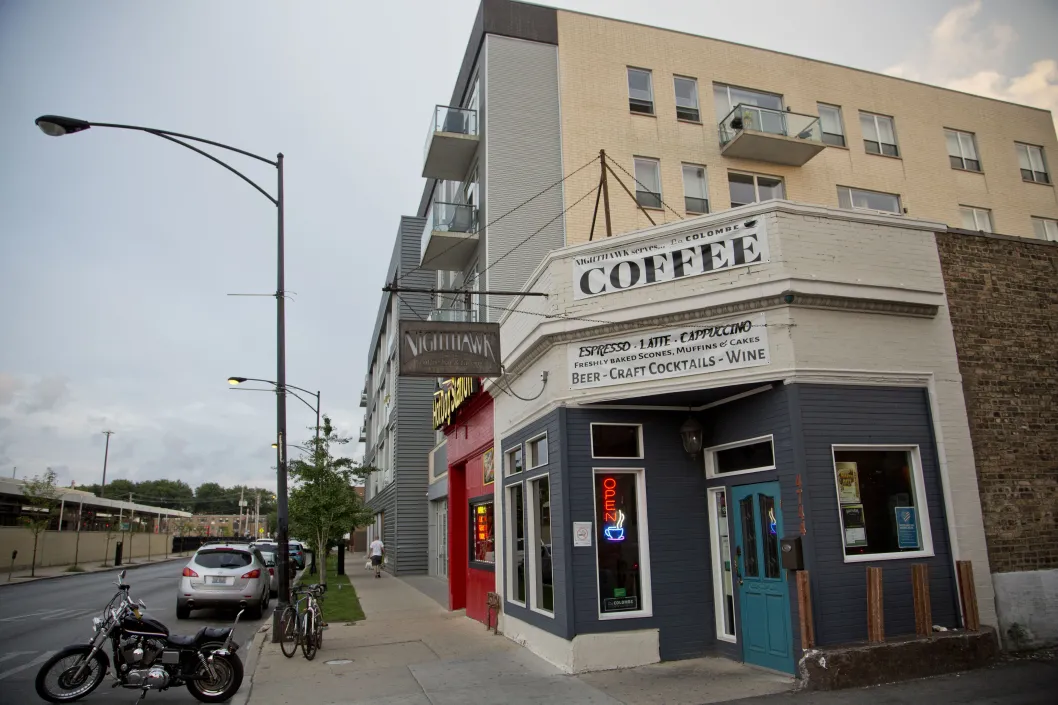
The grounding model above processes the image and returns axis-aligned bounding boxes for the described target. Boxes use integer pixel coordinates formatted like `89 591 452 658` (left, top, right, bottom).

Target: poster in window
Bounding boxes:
895 506 920 549
841 503 867 548
836 462 861 504
483 448 495 485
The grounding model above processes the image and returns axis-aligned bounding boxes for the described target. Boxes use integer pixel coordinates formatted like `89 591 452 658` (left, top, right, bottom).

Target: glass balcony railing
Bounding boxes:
423 105 478 161
428 307 478 323
719 104 823 147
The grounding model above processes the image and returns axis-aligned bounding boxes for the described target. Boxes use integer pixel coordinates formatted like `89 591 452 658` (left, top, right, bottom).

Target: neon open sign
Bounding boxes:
601 477 626 542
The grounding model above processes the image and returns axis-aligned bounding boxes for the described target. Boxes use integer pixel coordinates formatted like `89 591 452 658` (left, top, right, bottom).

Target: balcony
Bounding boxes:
718 104 826 166
428 307 479 323
420 200 479 271
359 389 367 407
359 424 367 444
423 105 479 181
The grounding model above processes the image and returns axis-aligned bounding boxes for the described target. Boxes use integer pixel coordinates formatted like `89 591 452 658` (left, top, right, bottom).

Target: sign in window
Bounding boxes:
595 472 644 614
472 502 495 564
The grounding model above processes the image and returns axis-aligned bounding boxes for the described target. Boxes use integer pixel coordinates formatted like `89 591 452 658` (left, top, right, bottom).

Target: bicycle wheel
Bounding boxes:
301 608 317 660
314 607 324 649
278 607 299 658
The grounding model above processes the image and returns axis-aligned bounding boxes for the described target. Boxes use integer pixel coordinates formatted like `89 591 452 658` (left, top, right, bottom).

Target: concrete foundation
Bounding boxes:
993 569 1058 650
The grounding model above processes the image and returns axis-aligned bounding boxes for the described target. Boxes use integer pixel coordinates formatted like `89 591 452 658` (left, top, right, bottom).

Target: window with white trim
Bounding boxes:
728 172 784 208
505 446 523 476
708 488 736 640
817 103 845 147
674 76 700 122
959 206 993 232
529 476 554 613
506 484 525 604
946 129 981 171
705 436 776 478
1031 216 1058 241
713 83 783 124
627 68 654 115
594 468 651 617
832 446 934 560
633 157 662 209
860 112 899 157
591 424 643 459
527 434 548 469
682 164 709 214
1017 143 1050 183
837 186 902 214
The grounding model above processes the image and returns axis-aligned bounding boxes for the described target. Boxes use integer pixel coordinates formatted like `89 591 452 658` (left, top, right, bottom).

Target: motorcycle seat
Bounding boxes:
167 627 232 648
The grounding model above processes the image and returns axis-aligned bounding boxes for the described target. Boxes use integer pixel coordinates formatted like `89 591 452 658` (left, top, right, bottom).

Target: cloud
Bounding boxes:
885 2 1057 133
0 373 21 406
18 375 71 414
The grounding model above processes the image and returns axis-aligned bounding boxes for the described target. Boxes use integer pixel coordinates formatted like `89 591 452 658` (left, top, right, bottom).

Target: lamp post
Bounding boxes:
36 115 291 636
228 377 321 446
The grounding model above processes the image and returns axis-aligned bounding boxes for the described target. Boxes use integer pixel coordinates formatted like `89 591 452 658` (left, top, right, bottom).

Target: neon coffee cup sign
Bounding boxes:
601 477 626 542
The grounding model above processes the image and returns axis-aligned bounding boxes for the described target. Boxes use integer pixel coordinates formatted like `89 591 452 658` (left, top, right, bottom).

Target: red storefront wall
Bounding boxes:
444 391 495 624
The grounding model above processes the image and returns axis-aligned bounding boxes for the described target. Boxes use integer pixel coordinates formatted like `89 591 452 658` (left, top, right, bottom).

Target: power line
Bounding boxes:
396 154 601 285
604 153 685 222
394 292 428 321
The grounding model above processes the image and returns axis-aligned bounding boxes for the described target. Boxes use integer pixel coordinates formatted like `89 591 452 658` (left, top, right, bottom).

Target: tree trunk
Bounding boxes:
317 531 327 586
31 531 39 577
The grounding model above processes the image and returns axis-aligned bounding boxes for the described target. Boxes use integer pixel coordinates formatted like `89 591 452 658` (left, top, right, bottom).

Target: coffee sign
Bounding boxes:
400 321 501 378
571 217 769 300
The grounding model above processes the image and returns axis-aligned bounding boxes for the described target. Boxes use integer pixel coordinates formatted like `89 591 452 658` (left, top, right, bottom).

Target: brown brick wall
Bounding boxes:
936 230 1058 573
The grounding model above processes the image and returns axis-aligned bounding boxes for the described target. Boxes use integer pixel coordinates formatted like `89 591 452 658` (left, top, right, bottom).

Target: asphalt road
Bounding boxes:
0 558 273 705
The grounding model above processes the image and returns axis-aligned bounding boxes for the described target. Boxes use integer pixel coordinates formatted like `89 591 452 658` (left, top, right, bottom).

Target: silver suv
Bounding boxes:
176 542 270 620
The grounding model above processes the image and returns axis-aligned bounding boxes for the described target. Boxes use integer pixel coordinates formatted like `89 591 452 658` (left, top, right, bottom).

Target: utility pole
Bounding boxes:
255 490 261 538
128 492 134 564
100 431 114 498
238 487 246 538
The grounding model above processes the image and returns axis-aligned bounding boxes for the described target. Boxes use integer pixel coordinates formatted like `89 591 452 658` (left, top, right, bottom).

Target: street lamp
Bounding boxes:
37 114 291 638
228 377 321 445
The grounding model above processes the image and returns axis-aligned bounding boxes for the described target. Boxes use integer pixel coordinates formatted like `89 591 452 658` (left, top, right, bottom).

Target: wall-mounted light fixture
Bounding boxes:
680 416 704 457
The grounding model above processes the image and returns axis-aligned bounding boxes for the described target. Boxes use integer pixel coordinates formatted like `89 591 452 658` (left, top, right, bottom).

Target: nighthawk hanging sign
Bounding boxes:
399 321 502 378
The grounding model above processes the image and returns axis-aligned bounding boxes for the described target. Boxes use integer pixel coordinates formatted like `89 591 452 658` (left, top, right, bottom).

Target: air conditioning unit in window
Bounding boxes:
854 207 904 217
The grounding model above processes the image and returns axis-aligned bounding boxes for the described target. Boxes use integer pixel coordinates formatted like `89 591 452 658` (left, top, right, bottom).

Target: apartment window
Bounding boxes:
591 424 643 459
1032 217 1058 242
706 436 776 478
838 186 902 214
627 68 654 115
833 446 934 561
527 433 548 469
959 206 993 232
946 129 981 171
817 103 846 147
682 164 709 214
505 446 523 476
674 76 700 122
1017 143 1050 183
594 469 651 617
471 501 495 564
529 476 554 613
633 157 662 209
507 484 526 604
729 172 785 208
860 112 899 157
713 83 783 125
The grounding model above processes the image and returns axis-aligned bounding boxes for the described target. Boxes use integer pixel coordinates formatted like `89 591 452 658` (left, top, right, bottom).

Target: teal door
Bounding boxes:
731 482 794 674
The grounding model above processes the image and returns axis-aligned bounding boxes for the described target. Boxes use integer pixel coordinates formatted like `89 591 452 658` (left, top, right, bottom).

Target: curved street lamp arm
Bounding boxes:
148 131 277 205
229 385 317 414
87 121 277 166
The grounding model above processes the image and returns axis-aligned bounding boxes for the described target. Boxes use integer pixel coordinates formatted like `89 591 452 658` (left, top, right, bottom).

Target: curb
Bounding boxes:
232 622 271 705
0 556 186 589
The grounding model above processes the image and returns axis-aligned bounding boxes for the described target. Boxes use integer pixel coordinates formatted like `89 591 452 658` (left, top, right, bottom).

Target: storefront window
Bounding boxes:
833 447 931 559
530 476 554 613
472 501 495 564
591 424 642 458
710 488 736 639
708 436 775 476
506 446 523 476
595 471 648 615
508 485 525 603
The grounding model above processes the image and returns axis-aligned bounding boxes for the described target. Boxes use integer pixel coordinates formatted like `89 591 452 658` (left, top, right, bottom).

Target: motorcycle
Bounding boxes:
34 570 244 703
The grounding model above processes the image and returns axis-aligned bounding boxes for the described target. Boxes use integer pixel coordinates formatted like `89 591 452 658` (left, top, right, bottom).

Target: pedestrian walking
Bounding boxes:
369 536 385 578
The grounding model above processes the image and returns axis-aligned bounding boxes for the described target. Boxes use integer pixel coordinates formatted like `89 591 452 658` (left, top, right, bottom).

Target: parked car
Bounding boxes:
177 542 271 619
257 549 279 596
288 541 306 570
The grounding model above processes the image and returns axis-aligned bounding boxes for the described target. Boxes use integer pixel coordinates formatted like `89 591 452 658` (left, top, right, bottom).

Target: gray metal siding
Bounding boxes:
500 409 571 639
794 384 958 645
483 35 563 321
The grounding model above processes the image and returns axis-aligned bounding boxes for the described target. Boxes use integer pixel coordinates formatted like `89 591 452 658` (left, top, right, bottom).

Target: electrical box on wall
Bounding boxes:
780 536 804 571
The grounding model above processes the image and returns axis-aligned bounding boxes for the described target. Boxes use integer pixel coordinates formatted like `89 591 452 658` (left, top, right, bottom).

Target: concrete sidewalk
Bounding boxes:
1 552 186 587
247 555 793 705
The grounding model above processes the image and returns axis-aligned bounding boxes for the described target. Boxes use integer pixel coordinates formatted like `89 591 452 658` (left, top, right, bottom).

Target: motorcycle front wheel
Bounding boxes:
34 646 107 703
185 646 243 703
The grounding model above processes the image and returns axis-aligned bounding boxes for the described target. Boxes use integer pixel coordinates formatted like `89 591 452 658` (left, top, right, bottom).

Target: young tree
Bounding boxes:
20 469 59 577
288 416 376 586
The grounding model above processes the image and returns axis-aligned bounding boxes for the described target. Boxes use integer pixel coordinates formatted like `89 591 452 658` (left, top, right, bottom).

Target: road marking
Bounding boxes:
0 609 66 622
0 650 57 681
0 652 32 665
41 609 95 621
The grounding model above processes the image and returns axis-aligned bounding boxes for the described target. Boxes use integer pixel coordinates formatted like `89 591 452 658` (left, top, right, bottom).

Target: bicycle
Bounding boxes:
278 584 326 660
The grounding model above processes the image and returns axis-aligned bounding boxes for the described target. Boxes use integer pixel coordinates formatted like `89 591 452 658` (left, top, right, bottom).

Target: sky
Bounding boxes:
1 0 1055 495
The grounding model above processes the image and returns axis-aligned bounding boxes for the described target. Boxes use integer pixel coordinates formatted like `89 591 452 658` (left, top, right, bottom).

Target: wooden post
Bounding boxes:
866 566 884 643
797 570 815 649
956 561 980 631
912 563 932 638
599 149 613 238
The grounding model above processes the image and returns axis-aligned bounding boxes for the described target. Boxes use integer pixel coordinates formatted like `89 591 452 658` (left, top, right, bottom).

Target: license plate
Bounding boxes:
210 576 228 584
